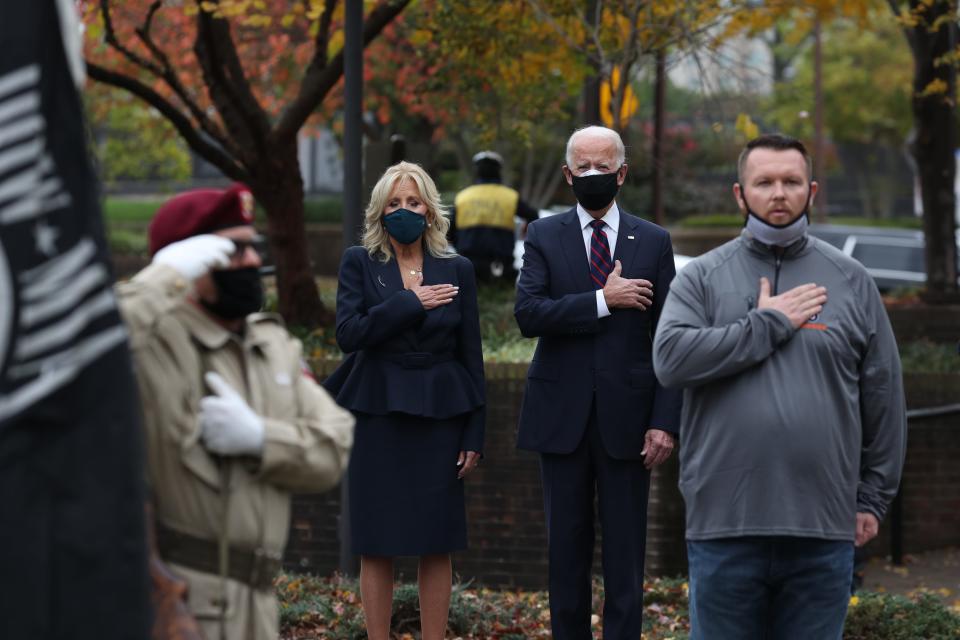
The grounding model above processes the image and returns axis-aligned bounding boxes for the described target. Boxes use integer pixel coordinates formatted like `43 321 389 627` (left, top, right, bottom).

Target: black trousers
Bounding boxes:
540 400 651 640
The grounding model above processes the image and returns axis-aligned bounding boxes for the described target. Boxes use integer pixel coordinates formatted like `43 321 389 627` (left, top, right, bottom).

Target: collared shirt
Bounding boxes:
577 202 620 318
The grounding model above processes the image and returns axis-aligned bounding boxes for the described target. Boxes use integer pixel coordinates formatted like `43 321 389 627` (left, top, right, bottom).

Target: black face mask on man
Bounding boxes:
571 168 621 211
201 267 264 320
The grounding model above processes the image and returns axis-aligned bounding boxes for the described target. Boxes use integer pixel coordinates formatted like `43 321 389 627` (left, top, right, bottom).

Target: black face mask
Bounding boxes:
202 267 264 320
571 171 621 211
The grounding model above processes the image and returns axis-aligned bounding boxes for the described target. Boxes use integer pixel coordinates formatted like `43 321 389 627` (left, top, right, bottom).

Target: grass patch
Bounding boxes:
104 198 164 223
103 195 344 226
276 573 960 639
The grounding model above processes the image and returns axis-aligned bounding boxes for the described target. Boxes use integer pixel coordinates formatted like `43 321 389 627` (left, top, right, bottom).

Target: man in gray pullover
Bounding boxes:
653 134 906 640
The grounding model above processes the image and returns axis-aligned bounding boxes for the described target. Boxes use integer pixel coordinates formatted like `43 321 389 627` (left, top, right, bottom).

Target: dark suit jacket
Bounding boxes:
514 208 681 458
325 246 485 451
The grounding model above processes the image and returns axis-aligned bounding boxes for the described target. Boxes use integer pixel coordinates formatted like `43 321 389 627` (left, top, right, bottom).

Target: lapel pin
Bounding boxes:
377 275 386 287
627 235 635 240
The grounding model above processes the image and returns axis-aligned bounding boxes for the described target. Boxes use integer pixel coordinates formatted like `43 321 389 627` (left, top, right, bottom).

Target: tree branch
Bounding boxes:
130 1 238 159
311 0 338 72
526 0 595 64
98 0 164 76
194 0 271 157
274 0 412 141
86 61 248 182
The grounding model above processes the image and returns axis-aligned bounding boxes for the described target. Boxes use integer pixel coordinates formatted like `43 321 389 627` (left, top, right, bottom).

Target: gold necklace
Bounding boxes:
399 262 422 277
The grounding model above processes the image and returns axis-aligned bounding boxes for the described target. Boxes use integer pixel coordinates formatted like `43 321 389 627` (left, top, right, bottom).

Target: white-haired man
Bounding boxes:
515 126 682 639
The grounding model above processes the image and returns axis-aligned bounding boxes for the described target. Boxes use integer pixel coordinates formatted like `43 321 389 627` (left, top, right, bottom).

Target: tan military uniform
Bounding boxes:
118 264 354 640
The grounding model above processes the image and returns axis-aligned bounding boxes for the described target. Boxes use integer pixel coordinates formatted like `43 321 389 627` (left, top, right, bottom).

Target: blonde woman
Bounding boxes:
325 162 485 639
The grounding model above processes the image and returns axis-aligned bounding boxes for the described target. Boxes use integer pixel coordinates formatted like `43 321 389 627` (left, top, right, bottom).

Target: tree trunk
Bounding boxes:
251 143 330 327
651 49 666 227
911 2 959 302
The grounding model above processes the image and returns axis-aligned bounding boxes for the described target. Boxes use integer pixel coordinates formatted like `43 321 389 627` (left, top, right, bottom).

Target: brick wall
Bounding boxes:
284 362 666 588
285 366 960 587
866 374 960 558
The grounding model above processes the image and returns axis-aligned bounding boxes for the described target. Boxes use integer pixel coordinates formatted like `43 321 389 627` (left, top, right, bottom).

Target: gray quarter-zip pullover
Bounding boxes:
653 231 906 541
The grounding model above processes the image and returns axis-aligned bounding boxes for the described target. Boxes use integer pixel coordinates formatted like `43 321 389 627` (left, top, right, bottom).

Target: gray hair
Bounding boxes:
565 126 626 167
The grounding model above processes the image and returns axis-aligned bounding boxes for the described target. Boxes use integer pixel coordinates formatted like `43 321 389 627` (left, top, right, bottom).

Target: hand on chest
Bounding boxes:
709 269 862 360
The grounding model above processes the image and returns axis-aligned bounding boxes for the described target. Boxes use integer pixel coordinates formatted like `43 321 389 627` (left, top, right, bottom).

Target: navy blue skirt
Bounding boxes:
348 411 468 556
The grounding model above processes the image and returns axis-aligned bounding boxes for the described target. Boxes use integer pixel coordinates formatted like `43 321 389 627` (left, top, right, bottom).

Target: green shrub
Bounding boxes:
844 592 960 640
303 196 345 224
476 280 536 362
293 277 959 370
677 213 743 228
899 340 960 374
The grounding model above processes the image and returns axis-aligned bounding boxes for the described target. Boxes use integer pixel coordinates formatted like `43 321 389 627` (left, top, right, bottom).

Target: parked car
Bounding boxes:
808 223 960 291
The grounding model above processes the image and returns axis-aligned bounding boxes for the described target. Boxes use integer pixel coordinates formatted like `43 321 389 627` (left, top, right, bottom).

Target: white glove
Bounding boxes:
199 372 265 457
153 234 235 281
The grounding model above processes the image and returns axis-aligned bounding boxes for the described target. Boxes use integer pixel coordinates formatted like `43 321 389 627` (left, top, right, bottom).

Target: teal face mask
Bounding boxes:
383 208 427 245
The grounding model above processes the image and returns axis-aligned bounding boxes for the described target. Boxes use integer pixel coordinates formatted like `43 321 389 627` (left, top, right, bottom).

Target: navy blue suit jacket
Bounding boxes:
325 246 485 451
514 208 682 458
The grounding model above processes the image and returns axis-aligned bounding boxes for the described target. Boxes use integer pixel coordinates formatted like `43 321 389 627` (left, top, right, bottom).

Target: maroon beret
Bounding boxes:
148 183 255 255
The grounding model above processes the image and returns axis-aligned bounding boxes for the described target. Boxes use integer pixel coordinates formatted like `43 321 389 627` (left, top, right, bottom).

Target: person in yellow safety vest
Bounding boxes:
450 151 539 281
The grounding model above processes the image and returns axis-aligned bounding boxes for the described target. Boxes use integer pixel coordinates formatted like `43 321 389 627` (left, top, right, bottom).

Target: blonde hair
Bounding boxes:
362 161 453 261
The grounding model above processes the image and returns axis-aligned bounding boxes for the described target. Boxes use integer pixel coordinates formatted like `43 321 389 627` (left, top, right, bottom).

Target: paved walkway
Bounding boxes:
859 547 960 612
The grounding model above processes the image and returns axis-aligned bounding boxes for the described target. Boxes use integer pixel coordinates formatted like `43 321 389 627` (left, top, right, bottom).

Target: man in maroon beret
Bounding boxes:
117 185 355 640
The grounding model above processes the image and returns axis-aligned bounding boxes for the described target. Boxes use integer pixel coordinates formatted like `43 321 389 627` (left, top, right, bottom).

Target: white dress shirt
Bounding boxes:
576 202 619 318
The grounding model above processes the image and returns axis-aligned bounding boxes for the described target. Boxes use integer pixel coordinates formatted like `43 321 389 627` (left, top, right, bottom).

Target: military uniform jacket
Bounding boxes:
118 264 354 640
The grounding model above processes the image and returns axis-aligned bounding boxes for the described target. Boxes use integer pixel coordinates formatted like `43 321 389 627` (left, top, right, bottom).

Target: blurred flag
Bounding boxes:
0 0 149 637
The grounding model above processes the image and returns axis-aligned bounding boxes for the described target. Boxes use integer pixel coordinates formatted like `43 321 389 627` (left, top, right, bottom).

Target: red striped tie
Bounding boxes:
589 219 613 289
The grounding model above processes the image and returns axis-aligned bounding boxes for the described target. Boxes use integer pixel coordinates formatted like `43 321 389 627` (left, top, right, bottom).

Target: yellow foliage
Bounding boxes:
243 13 273 28
306 0 326 21
327 29 344 59
918 77 949 97
410 29 432 47
735 113 759 141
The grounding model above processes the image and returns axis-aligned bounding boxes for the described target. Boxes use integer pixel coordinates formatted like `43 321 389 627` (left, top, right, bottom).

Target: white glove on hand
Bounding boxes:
153 234 235 281
199 372 265 457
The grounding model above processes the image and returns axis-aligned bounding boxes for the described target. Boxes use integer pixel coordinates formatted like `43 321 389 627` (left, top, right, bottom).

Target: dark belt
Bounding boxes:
155 523 283 592
372 351 454 369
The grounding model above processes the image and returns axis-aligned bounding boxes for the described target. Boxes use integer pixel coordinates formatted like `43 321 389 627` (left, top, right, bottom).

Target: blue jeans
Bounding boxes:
687 537 854 640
